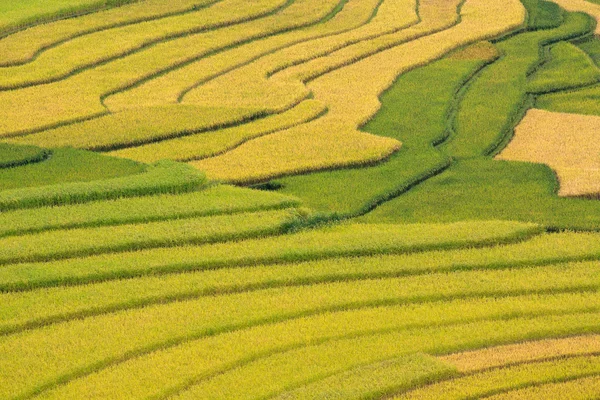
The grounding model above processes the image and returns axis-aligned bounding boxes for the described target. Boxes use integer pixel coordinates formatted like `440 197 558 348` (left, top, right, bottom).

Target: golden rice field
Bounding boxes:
497 108 600 197
2 0 600 398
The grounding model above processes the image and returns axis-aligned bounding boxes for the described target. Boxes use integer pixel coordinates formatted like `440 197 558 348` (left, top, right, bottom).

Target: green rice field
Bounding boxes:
1 0 600 398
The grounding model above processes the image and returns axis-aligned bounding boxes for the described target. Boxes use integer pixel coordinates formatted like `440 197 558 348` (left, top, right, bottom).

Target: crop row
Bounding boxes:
0 0 142 38
270 354 453 400
489 374 600 399
0 0 219 66
0 160 206 211
2 230 599 332
13 0 398 156
0 220 542 291
0 0 338 136
10 105 265 151
398 355 600 399
106 0 404 111
26 309 600 399
0 0 293 90
0 185 298 238
187 0 467 182
107 100 327 162
1 255 599 345
192 0 525 183
7 0 386 152
94 0 412 158
441 334 600 372
0 208 297 265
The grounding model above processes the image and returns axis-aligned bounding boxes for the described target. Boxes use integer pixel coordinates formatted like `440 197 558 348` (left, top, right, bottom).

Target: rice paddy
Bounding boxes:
1 0 600 398
497 108 600 197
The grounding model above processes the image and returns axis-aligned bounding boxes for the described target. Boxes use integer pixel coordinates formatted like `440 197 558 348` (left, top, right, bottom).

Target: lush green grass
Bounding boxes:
0 147 143 190
527 41 600 93
521 0 564 30
360 159 600 229
0 159 205 211
0 185 299 238
536 82 600 114
0 143 49 169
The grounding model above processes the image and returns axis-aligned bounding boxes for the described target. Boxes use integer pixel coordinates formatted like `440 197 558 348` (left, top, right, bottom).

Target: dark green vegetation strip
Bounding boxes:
0 143 49 169
361 159 600 230
0 159 206 211
0 147 143 191
527 41 600 93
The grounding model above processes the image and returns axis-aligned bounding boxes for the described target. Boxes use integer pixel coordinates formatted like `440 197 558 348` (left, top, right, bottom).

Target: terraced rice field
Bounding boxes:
2 0 600 398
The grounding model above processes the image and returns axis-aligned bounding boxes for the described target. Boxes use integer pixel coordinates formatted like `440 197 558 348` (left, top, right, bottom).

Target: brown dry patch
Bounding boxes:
448 41 499 61
496 109 600 197
440 335 600 373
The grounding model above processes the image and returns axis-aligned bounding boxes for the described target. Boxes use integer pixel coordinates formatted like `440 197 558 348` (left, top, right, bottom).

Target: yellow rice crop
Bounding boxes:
0 0 332 136
189 119 401 184
191 0 526 183
496 108 600 197
0 0 217 66
0 0 288 89
35 311 600 399
487 375 600 399
440 335 600 372
107 100 327 163
550 0 600 35
396 355 600 400
8 105 261 150
105 0 403 110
